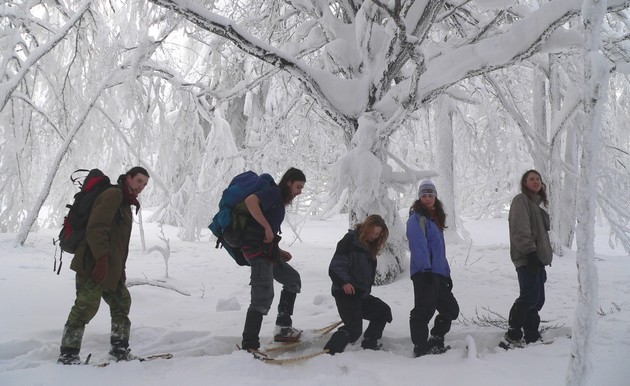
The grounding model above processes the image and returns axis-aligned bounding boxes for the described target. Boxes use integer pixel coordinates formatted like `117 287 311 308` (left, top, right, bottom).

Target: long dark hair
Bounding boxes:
520 169 548 207
279 167 306 205
355 214 389 259
410 198 447 231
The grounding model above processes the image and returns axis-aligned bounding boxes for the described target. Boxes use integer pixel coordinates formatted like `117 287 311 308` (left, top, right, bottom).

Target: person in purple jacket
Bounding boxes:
407 180 459 357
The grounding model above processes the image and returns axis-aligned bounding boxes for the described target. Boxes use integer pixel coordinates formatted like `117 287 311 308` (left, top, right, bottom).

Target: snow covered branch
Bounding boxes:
126 278 190 296
147 0 357 129
0 0 93 112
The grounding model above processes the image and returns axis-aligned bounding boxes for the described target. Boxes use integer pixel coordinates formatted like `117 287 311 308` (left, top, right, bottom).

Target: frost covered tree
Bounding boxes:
3 0 630 294
146 0 630 283
567 1 609 384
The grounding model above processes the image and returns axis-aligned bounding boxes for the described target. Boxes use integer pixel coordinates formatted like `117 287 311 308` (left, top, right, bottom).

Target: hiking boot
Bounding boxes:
499 332 524 350
413 345 428 357
414 344 449 357
109 347 138 362
360 337 383 351
324 330 351 355
273 325 302 342
57 352 82 365
427 335 445 350
524 332 543 344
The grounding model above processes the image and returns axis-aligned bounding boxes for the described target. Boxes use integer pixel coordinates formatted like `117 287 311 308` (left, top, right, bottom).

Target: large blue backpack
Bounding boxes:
209 171 275 266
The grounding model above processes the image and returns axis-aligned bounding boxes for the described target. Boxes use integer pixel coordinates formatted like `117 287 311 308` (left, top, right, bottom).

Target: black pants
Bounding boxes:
335 294 392 343
409 273 459 349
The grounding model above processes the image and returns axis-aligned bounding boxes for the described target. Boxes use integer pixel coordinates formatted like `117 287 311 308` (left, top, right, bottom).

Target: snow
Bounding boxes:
1 213 629 386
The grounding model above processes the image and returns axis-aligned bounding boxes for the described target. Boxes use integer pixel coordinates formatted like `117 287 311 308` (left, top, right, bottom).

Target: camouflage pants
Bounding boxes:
60 274 132 350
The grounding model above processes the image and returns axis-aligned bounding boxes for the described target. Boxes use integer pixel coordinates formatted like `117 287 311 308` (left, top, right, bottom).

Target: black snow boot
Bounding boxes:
275 289 297 327
427 335 445 350
324 330 351 355
57 347 82 365
109 340 138 362
242 310 264 350
360 337 382 351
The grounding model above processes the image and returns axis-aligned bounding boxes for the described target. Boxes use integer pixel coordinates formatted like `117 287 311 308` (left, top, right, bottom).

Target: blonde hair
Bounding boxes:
356 214 389 259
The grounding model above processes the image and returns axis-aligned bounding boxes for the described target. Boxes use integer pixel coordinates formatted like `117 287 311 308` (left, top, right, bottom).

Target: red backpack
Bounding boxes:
55 169 117 274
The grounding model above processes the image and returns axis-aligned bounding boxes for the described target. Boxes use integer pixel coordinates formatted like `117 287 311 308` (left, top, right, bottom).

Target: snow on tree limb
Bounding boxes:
0 0 93 113
413 0 630 107
147 0 358 128
126 279 191 296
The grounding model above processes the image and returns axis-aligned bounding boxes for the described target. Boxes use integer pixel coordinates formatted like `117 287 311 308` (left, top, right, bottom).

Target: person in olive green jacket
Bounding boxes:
501 169 552 348
58 166 149 365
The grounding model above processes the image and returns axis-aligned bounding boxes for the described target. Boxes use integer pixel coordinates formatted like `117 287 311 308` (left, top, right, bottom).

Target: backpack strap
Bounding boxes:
70 169 91 187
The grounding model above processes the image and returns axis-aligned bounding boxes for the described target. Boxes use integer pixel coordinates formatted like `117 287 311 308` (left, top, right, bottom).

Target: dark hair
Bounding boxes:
126 166 150 178
279 167 306 204
520 169 548 207
410 198 447 231
118 166 149 185
354 214 389 259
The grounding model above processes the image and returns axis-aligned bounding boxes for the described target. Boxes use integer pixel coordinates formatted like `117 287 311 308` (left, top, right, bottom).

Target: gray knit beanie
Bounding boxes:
418 180 437 198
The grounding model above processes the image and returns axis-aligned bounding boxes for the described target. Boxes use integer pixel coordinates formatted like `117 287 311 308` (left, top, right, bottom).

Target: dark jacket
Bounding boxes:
508 193 553 268
329 230 376 299
70 185 133 290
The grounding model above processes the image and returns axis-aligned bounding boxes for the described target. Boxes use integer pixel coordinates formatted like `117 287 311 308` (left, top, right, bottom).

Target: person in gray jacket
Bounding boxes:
502 169 553 348
323 215 392 354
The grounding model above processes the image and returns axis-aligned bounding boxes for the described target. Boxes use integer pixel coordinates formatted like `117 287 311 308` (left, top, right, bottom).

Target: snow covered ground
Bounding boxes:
1 213 628 386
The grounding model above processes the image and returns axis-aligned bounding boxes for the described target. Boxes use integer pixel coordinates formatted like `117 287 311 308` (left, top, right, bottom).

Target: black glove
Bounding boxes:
525 252 540 274
412 271 434 285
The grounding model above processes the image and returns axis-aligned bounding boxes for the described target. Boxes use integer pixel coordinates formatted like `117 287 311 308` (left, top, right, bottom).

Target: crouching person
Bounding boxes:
324 215 392 354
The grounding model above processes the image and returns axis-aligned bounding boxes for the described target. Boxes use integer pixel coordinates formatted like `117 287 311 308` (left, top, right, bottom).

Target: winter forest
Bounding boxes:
1 0 630 384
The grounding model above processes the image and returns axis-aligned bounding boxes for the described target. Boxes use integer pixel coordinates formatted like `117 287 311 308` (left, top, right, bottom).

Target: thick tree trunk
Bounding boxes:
567 1 609 384
435 96 465 243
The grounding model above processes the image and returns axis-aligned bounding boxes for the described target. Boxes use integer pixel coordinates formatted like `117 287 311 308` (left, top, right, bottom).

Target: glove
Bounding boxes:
91 255 109 283
413 271 434 285
525 252 540 274
280 249 292 262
